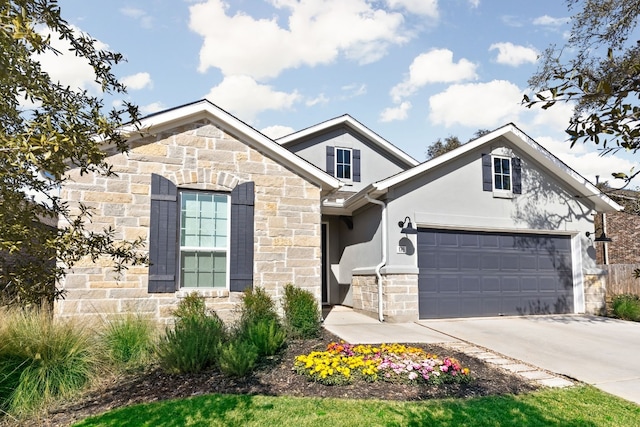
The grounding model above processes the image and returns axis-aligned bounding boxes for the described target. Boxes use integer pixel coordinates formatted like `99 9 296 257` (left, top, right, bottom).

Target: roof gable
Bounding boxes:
277 114 419 169
342 123 621 213
120 100 341 192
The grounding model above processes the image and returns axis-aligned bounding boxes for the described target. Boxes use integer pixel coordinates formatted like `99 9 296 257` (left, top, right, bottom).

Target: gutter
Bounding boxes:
365 193 386 322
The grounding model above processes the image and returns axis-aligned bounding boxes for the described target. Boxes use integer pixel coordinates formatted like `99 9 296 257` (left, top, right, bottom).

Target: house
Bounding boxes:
54 99 621 323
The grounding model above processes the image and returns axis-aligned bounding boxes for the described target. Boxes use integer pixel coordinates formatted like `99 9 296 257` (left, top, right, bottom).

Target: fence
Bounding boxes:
598 264 640 296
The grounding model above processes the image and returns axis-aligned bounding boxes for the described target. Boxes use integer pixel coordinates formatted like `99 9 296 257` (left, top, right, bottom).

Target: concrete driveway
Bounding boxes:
419 315 640 405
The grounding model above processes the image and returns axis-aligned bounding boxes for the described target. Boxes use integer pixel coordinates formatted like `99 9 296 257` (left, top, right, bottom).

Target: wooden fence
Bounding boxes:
598 264 640 296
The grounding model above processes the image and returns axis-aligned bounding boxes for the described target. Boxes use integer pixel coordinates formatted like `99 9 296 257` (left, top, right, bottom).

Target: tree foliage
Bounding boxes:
523 0 640 184
426 136 463 160
426 130 491 160
0 0 146 307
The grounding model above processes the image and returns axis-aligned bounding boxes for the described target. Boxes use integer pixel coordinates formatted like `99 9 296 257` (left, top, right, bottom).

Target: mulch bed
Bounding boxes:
5 329 540 427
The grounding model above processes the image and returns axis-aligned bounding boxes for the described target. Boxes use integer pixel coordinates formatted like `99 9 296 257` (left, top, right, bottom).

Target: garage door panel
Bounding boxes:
520 255 538 270
480 234 500 248
461 276 480 292
460 254 480 269
438 253 458 269
482 254 500 270
501 276 520 292
418 229 574 319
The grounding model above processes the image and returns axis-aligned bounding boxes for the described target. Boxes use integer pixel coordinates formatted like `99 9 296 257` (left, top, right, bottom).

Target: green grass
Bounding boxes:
101 314 156 369
72 386 640 427
0 310 97 415
611 294 640 321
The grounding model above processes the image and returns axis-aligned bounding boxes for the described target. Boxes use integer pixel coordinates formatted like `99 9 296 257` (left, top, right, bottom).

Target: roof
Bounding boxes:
119 99 342 193
335 123 622 214
276 114 419 168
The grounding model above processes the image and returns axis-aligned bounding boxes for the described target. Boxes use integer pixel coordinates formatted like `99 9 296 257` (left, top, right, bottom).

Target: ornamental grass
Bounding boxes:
294 341 470 386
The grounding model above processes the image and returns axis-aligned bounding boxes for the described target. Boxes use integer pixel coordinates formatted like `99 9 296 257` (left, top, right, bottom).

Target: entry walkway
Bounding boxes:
323 305 456 344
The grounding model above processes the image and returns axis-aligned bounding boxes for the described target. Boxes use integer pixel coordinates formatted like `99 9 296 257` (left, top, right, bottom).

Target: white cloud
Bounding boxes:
121 72 153 90
501 15 523 27
468 0 480 8
34 25 105 93
533 15 568 27
262 125 296 139
386 0 438 18
380 101 412 122
391 49 478 102
204 75 301 121
536 135 637 185
489 42 538 67
140 102 166 115
341 83 367 99
528 100 576 138
120 7 153 29
429 80 523 128
306 94 329 106
189 0 411 80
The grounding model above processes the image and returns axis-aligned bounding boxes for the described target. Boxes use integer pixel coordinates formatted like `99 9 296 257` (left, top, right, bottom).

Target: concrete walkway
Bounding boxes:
322 306 574 390
323 305 456 344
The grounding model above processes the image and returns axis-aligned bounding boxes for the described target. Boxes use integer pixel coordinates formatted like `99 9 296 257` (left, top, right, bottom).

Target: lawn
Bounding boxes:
73 385 639 427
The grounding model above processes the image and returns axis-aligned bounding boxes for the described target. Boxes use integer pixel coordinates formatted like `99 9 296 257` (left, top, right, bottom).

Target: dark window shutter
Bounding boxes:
481 153 492 191
230 181 255 292
326 146 335 176
148 174 178 293
512 157 522 194
353 149 361 182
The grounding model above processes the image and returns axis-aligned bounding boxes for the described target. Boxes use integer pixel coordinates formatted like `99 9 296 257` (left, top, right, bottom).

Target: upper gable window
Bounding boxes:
326 146 361 183
482 153 521 197
336 148 352 180
493 156 511 191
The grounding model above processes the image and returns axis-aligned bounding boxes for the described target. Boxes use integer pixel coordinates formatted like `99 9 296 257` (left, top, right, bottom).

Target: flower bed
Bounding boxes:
294 341 470 386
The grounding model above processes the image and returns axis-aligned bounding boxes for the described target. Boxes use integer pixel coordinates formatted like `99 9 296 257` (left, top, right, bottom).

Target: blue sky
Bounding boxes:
48 0 637 186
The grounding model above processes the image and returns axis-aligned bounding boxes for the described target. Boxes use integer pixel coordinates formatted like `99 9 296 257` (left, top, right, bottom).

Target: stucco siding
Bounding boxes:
384 142 598 273
285 127 409 193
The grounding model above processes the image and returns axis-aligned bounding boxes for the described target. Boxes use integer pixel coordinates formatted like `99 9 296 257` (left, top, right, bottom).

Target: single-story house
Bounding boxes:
54 99 621 323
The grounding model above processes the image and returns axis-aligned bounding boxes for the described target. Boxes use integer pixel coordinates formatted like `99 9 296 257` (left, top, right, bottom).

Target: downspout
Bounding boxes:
365 193 386 322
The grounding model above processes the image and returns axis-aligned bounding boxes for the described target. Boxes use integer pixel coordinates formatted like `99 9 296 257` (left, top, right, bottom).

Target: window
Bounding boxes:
481 154 521 195
179 191 229 288
493 157 511 191
335 148 352 180
148 175 254 294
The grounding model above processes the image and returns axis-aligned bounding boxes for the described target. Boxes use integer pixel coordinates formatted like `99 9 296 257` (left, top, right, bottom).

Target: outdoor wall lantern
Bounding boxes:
398 216 418 234
585 231 612 243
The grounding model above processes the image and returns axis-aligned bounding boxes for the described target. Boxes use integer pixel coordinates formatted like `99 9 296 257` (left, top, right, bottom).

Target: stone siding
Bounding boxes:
583 272 607 315
55 120 321 324
351 273 419 322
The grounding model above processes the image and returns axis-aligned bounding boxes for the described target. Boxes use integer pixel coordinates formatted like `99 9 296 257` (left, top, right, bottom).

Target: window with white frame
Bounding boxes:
179 191 229 288
335 148 352 180
493 156 511 191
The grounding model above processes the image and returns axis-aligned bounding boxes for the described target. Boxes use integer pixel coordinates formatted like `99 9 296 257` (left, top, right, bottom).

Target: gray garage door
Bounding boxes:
418 229 574 319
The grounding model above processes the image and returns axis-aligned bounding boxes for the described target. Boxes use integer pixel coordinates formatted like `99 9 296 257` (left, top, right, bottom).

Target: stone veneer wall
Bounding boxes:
351 273 419 322
55 120 322 324
583 272 607 315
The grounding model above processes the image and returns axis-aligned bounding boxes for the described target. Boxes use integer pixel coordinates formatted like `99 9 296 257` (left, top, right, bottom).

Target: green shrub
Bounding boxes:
245 318 286 357
0 310 97 415
157 295 226 374
611 294 640 321
217 339 258 377
173 292 208 320
236 287 280 338
101 314 156 369
282 284 321 339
